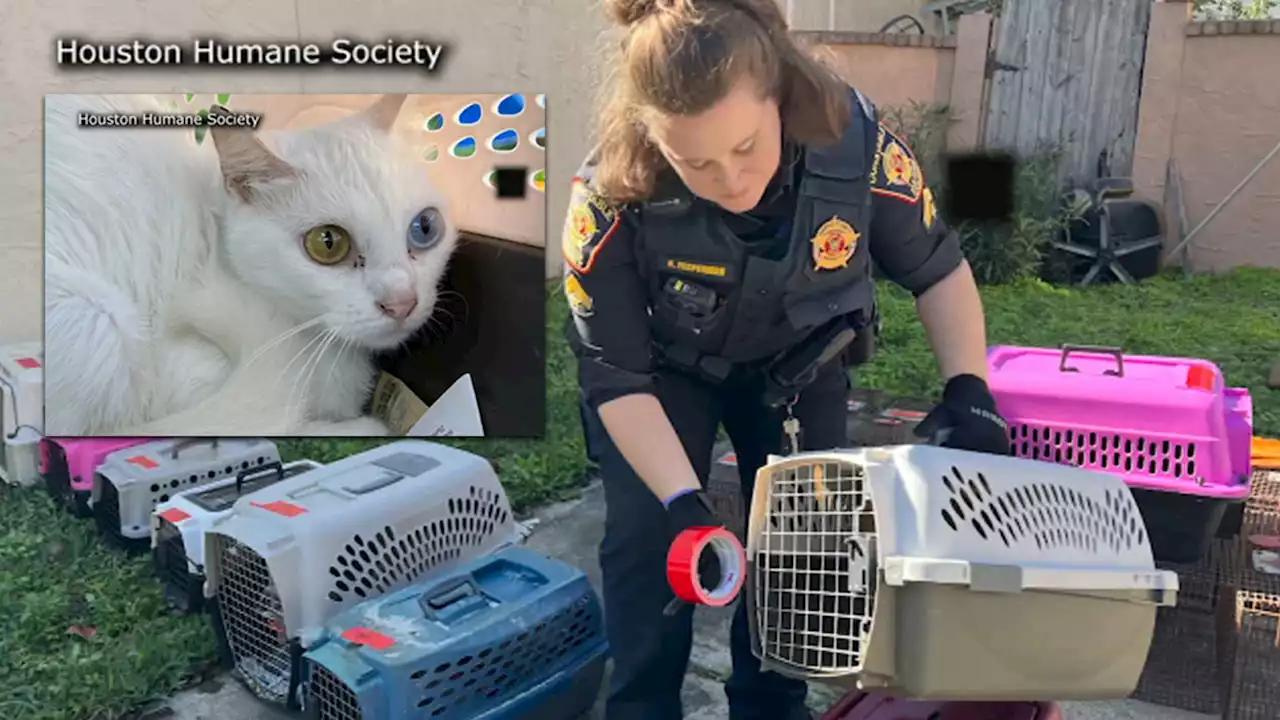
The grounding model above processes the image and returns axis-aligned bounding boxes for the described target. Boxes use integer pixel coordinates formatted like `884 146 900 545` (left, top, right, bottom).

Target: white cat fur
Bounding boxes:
43 94 457 436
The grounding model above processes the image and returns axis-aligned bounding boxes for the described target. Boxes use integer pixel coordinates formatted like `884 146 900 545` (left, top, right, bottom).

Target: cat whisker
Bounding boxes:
421 314 447 344
290 329 337 418
432 304 458 325
275 327 329 399
437 289 470 322
245 316 325 369
322 336 353 395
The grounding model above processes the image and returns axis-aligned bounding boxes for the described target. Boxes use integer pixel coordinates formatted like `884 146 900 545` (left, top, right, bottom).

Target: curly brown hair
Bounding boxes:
592 0 853 203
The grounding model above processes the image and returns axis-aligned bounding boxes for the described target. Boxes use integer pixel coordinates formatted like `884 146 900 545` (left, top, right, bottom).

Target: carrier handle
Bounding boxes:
169 437 220 459
236 461 285 495
1058 344 1125 377
419 578 487 622
0 374 38 440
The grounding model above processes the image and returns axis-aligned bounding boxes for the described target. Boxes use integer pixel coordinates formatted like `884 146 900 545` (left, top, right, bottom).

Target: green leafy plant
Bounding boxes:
955 146 1084 286
1194 0 1277 19
878 100 956 187
877 102 1079 285
176 93 234 145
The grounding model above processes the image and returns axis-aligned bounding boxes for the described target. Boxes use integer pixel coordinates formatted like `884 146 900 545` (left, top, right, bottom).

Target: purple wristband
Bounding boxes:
662 488 697 509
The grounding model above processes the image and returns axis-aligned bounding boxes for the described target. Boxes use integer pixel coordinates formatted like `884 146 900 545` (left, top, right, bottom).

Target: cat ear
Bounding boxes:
209 106 297 201
349 93 408 133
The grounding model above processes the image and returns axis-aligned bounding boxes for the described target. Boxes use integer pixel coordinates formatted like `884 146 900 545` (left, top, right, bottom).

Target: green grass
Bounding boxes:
858 267 1280 436
2 270 1278 719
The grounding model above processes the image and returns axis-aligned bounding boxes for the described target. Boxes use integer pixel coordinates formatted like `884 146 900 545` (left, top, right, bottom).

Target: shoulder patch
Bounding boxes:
922 186 937 229
870 123 925 204
563 178 622 274
564 272 594 317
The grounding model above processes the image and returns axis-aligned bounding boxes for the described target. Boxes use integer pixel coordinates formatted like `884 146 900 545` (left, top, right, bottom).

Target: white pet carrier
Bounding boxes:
202 440 521 706
94 438 282 548
745 445 1179 701
0 342 43 486
152 459 324 613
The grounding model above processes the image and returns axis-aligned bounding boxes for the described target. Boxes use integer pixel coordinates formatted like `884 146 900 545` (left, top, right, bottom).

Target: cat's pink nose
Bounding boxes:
377 291 418 320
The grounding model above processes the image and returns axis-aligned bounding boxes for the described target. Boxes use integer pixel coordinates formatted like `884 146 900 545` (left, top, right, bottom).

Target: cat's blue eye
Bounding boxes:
408 207 445 251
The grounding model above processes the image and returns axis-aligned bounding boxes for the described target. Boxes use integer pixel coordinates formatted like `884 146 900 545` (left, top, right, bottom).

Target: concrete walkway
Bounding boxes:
162 482 1216 720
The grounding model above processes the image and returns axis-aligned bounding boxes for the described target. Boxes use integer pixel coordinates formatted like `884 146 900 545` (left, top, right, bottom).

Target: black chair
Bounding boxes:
1051 177 1165 286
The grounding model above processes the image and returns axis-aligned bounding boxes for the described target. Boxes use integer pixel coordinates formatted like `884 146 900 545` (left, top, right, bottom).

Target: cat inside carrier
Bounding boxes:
93 437 282 551
202 440 523 707
0 342 44 487
153 459 324 614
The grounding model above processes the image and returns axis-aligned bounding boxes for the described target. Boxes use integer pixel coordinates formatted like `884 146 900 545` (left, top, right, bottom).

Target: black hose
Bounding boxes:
879 14 926 34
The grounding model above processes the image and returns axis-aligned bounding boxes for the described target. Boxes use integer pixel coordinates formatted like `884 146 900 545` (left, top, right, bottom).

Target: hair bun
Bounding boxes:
604 0 666 26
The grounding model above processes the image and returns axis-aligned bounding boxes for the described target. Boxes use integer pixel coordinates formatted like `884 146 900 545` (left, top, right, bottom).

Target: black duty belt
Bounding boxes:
656 306 878 406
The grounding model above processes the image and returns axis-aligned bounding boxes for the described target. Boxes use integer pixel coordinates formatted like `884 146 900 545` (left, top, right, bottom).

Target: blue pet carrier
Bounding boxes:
300 546 607 720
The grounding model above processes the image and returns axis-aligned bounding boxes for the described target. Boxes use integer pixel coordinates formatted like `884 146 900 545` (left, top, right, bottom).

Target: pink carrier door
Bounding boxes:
68 438 152 493
42 437 152 518
821 691 1060 720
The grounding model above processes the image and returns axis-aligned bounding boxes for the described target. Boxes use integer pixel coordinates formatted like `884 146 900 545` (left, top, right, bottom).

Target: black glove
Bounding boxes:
914 374 1012 455
663 490 725 601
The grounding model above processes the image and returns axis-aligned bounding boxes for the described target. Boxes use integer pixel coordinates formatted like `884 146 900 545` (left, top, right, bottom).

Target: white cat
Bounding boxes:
43 93 457 436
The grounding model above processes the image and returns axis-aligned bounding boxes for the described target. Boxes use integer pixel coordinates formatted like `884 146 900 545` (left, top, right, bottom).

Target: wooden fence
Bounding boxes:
983 0 1154 183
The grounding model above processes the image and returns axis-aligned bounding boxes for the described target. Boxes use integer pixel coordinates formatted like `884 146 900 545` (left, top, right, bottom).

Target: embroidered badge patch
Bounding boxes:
870 124 925 204
922 186 938 229
811 216 859 271
564 273 594 317
562 178 620 273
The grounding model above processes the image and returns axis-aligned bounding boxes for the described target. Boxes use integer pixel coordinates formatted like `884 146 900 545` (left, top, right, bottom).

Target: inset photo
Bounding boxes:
44 92 548 438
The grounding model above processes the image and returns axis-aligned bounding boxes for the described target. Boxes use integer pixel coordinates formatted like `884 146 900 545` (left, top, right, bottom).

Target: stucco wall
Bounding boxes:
1133 11 1280 272
1170 27 1280 270
782 0 938 33
805 33 957 110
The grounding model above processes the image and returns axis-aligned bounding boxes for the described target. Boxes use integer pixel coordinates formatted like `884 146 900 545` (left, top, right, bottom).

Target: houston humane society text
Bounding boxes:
56 38 445 71
77 111 263 129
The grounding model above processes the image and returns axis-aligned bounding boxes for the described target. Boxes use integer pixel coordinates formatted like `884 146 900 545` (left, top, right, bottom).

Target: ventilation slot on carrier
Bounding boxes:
215 534 292 701
936 464 1145 553
1010 423 1201 483
410 595 601 718
327 486 512 604
755 460 876 675
308 663 361 720
148 455 273 506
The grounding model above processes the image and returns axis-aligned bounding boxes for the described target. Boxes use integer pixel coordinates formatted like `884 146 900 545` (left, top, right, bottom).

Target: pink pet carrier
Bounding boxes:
821 691 1062 720
42 437 151 517
987 344 1253 563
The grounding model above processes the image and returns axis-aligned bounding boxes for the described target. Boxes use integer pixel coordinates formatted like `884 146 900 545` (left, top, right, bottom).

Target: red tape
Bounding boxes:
666 526 747 607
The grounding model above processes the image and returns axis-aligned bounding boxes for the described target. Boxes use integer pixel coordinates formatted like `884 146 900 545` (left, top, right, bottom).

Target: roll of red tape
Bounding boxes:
666 526 747 607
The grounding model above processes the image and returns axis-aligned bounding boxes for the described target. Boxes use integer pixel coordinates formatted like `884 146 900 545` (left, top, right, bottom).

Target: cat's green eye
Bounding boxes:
303 224 352 265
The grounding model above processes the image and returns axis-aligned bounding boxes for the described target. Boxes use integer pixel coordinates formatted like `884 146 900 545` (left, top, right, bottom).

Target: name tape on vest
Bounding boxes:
664 258 730 280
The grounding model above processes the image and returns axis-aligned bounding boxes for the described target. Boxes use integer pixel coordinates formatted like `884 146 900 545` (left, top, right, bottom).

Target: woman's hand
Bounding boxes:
915 373 1012 455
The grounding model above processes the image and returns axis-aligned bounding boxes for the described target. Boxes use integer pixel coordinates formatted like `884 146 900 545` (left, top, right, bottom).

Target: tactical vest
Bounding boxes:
635 91 879 376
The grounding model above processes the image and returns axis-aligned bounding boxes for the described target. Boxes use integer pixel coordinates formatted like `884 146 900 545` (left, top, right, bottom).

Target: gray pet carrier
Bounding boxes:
203 440 521 706
93 437 281 550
